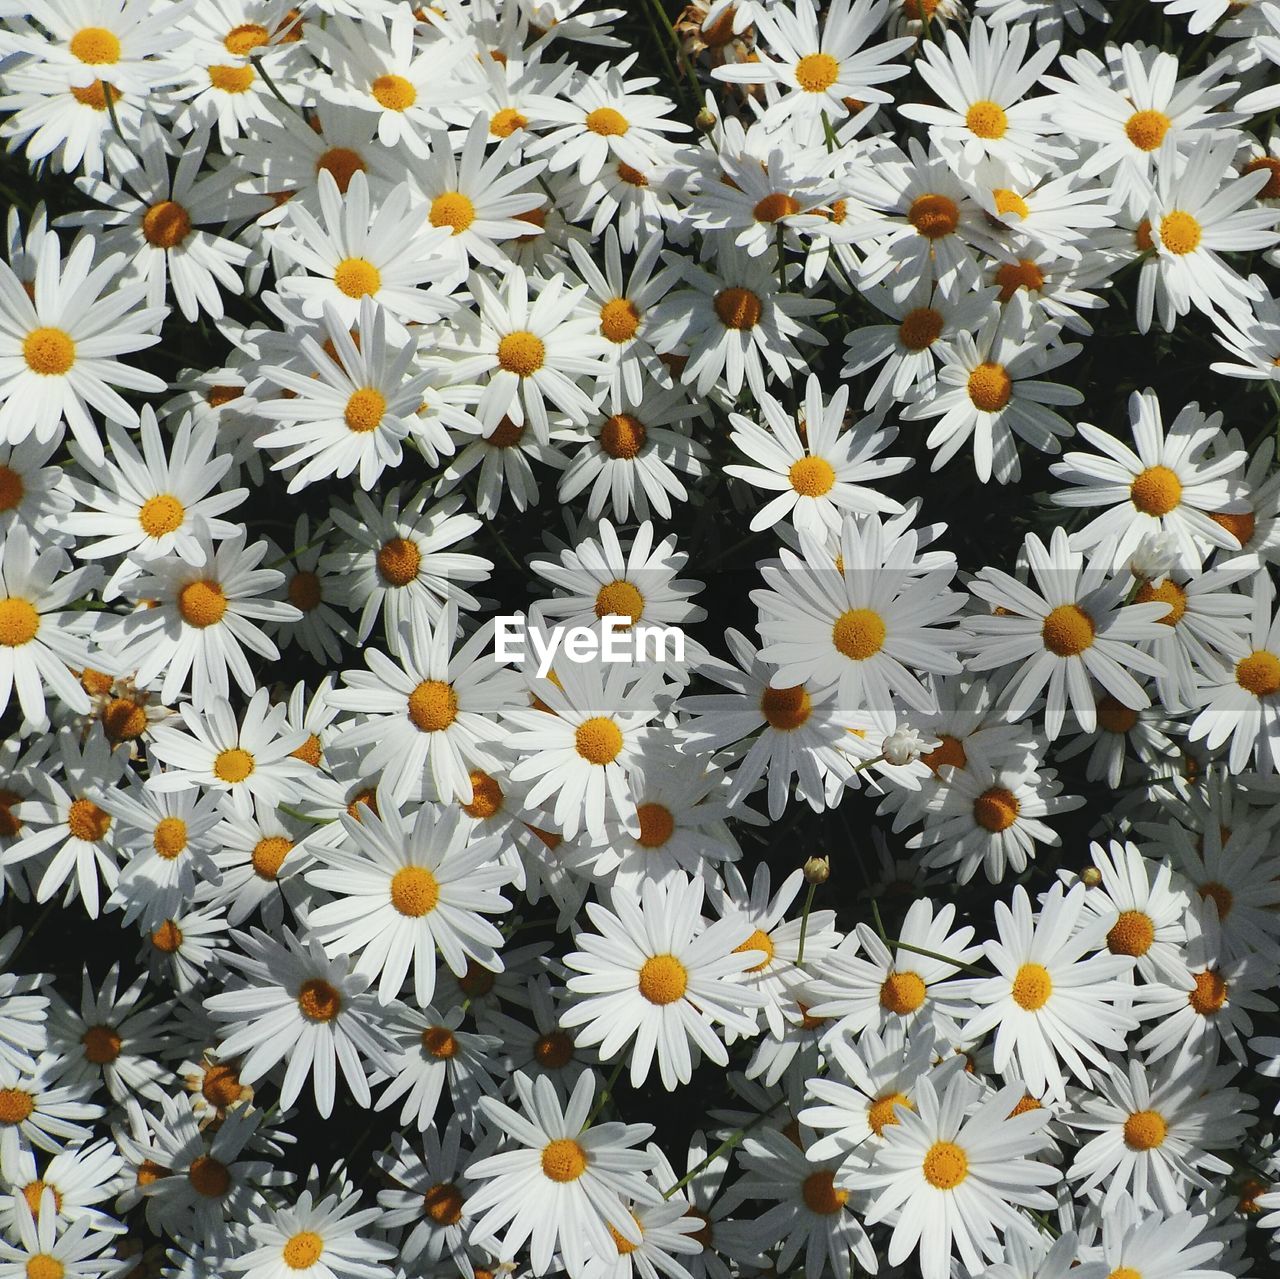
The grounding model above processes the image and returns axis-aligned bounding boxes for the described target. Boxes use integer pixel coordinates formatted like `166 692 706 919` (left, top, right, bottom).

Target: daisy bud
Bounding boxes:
695 106 718 133
803 855 830 884
881 727 930 767
1080 866 1104 888
1128 530 1179 587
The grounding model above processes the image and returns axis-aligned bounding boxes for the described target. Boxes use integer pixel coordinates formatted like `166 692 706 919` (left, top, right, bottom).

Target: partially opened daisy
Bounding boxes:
843 1071 1060 1279
725 375 908 536
0 523 99 731
467 1070 659 1278
0 230 165 466
712 0 913 126
962 882 1138 1102
752 513 966 720
562 873 766 1089
1050 390 1250 569
254 297 436 492
304 795 512 1007
206 926 398 1117
966 526 1172 739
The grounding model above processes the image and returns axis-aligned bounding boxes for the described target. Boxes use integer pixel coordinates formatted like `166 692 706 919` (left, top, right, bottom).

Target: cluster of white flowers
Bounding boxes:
2 0 1280 1277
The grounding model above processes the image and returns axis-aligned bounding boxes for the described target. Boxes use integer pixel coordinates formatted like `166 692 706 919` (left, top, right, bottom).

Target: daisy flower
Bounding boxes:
228 1186 396 1279
434 410 570 519
0 436 73 548
0 928 48 1074
562 873 766 1089
1211 283 1280 386
108 529 296 709
712 0 913 127
962 882 1138 1102
529 55 689 184
323 486 491 644
753 512 965 719
207 798 313 928
304 796 511 1007
843 1071 1060 1279
466 1070 659 1277
966 526 1173 740
1076 1195 1235 1279
0 524 99 731
273 170 457 327
902 293 1083 484
440 265 607 443
146 689 311 818
254 297 436 492
0 1188 119 1279
0 1056 101 1167
1050 390 1250 570
898 20 1065 182
327 603 518 805
0 230 165 466
207 926 398 1117
63 409 247 599
1187 573 1280 772
725 375 908 536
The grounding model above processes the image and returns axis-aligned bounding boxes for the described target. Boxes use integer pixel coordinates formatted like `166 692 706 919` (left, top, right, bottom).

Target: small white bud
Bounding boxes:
881 727 929 767
1128 530 1179 587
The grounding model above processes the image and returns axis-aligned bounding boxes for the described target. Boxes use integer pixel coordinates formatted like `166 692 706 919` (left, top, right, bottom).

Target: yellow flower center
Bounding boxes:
1125 109 1172 151
463 770 504 819
908 194 959 240
69 27 121 64
1158 210 1202 255
760 684 812 730
376 536 421 587
638 953 688 1004
713 286 762 330
297 979 341 1023
617 162 649 187
993 188 1029 219
1236 650 1280 697
753 192 802 223
429 192 476 234
599 297 641 343
282 1231 324 1270
178 579 227 628
82 1024 122 1063
185 1154 229 1197
252 836 293 879
831 608 886 660
344 387 386 433
23 327 76 376
923 734 967 774
152 817 188 859
967 362 1013 412
1011 962 1053 1011
1108 1270 1142 1279
224 22 269 55
288 573 323 613
423 1182 465 1225
407 679 458 732
371 73 417 111
213 748 254 784
1189 968 1228 1015
995 259 1045 301
1123 1109 1167 1150
22 1181 63 1213
1209 508 1256 547
789 455 836 497
26 1258 63 1279
142 200 192 249
541 1138 588 1182
490 107 528 137
1097 694 1139 735
868 1092 912 1136
497 330 546 376
898 307 943 350
879 970 926 1014
601 412 647 458
0 464 24 511
595 579 644 625
70 79 114 108
635 801 675 848
609 1220 641 1254
1130 465 1183 515
1199 881 1233 919
150 920 183 953
68 798 111 843
316 147 365 193
0 598 39 647
801 1169 849 1214
973 786 1020 832
139 494 185 537
922 1141 969 1189
1243 155 1280 199
794 52 840 92
1107 909 1155 957
421 1026 457 1058
534 1029 575 1068
209 64 255 92
734 928 775 972
966 99 1008 138
1135 578 1186 626
1041 603 1095 656
575 716 624 764
0 1088 33 1124
390 865 440 917
586 106 629 135
333 257 381 298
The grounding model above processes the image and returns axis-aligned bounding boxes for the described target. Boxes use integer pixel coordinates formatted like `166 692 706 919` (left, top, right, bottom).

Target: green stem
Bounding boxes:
586 1058 626 1125
795 882 818 966
251 55 292 108
661 1101 783 1199
888 938 992 977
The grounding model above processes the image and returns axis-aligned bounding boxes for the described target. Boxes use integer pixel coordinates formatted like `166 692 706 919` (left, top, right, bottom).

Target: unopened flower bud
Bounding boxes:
695 106 718 133
803 855 830 884
1080 866 1103 888
1128 530 1179 587
881 727 929 767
